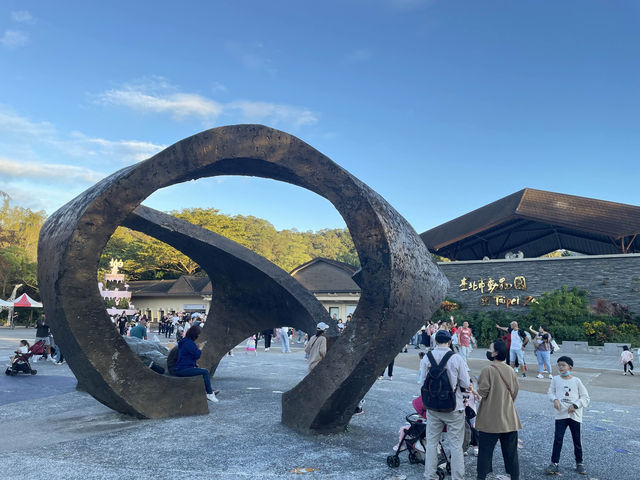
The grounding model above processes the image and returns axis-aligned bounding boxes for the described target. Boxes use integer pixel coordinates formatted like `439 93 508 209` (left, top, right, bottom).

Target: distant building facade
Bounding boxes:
290 258 361 321
128 276 212 321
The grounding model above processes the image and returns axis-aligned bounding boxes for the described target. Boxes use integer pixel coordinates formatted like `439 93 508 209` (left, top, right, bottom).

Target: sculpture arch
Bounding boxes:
38 124 447 431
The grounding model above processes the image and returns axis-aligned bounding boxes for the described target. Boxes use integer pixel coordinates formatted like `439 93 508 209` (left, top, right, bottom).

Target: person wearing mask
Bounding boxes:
470 340 522 480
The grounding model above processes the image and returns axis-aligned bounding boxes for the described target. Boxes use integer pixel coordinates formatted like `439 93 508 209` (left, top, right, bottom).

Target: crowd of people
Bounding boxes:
8 309 637 479
414 318 593 479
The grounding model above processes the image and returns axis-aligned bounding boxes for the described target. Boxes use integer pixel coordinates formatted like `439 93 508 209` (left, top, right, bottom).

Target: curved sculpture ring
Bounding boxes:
38 125 447 433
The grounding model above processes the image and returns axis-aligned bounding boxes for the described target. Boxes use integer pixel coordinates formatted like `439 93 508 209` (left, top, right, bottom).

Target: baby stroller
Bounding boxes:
387 397 471 479
5 343 39 376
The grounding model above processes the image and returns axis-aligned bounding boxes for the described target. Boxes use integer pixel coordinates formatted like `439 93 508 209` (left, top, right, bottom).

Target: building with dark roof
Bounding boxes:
290 258 361 320
420 188 640 261
128 276 212 320
420 189 640 313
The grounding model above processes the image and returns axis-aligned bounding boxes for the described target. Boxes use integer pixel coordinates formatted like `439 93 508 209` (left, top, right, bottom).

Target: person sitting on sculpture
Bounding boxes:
129 318 148 340
173 325 218 403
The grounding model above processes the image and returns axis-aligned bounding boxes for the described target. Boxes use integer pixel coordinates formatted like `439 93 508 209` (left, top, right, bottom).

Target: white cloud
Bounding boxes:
97 88 222 120
0 108 165 165
0 156 105 184
1 30 28 48
227 101 318 128
73 133 166 163
11 11 33 23
0 109 55 138
93 77 318 129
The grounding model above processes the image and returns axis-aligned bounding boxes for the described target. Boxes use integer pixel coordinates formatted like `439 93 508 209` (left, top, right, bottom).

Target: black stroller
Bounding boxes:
387 396 472 480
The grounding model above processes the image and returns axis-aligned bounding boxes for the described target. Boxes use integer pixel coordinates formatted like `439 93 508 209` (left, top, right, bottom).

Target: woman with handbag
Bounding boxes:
469 339 522 480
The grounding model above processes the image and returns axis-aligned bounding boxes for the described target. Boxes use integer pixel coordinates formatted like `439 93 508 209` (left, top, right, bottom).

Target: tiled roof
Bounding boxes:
290 258 361 293
420 189 640 260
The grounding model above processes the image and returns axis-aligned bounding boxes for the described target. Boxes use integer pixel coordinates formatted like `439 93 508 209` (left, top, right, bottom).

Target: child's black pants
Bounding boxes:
624 361 634 372
551 418 582 464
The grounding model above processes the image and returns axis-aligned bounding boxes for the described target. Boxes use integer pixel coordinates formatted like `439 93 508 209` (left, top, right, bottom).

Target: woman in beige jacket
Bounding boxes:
471 339 522 480
305 322 329 371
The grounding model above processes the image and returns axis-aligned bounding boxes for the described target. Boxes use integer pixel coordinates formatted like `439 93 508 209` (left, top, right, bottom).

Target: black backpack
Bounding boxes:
421 351 456 412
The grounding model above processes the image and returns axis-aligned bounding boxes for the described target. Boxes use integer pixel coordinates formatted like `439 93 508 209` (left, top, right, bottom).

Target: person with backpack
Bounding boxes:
470 339 522 480
418 329 470 480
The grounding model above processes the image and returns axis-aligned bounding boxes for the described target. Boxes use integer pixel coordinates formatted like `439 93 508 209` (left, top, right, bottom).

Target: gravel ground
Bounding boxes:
1 337 638 480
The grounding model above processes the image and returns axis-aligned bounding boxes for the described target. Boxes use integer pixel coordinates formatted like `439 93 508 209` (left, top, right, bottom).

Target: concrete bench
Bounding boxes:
560 341 590 353
603 343 631 355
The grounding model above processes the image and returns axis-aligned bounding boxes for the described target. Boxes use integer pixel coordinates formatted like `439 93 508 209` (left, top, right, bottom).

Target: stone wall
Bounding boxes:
437 254 640 314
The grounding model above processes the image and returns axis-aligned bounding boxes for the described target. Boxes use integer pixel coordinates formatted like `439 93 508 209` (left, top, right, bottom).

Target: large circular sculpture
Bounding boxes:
37 124 448 432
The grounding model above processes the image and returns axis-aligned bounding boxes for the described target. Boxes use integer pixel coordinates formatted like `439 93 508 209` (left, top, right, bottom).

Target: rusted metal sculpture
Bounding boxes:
38 125 447 431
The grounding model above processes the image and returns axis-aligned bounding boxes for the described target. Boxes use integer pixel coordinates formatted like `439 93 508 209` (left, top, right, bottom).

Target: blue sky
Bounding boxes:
1 1 638 233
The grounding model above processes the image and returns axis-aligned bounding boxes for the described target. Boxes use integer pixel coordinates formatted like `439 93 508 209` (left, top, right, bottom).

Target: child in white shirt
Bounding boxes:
10 340 29 365
545 356 590 476
620 346 634 375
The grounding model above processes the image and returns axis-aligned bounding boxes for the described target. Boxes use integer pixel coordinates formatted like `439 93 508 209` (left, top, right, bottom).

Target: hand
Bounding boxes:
553 400 562 411
529 325 533 330
568 404 576 414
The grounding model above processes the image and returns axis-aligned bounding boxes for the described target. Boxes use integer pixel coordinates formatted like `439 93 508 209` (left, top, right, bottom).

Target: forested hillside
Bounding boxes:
97 208 360 280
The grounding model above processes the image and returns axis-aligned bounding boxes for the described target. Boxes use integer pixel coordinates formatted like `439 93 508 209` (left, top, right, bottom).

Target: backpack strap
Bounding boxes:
427 350 454 370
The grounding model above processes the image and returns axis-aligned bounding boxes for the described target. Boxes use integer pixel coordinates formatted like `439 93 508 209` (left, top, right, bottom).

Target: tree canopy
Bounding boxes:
99 207 359 280
0 193 46 297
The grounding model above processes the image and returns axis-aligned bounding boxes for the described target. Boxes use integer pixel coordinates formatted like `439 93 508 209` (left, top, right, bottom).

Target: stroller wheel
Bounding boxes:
408 451 417 464
386 455 400 468
30 369 37 375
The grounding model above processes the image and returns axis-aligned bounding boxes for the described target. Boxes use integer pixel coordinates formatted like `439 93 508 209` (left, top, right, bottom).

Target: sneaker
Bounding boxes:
544 463 560 475
388 376 393 381
378 376 384 380
630 371 634 376
623 372 627 375
264 348 269 351
522 373 526 377
472 447 479 456
575 463 586 475
514 367 519 373
206 393 218 403
548 375 553 379
537 374 544 379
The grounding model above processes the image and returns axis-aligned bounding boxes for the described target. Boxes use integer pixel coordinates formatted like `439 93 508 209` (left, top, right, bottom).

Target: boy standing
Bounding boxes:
545 356 590 475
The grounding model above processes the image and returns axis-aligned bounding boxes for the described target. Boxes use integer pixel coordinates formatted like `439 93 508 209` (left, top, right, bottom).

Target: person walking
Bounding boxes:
544 356 590 475
471 339 522 480
280 326 291 353
620 346 634 375
419 330 470 480
261 328 273 351
496 321 528 373
457 321 476 365
305 322 329 371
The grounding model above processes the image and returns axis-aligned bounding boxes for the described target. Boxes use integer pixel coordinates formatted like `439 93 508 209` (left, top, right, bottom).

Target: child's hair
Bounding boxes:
557 355 574 367
493 340 508 361
622 345 629 351
20 340 29 348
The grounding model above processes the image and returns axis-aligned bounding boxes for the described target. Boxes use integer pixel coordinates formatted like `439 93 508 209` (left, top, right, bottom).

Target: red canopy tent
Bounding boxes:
13 293 43 308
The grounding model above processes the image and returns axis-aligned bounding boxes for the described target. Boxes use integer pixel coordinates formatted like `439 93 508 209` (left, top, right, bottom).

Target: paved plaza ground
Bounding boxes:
1 327 638 479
